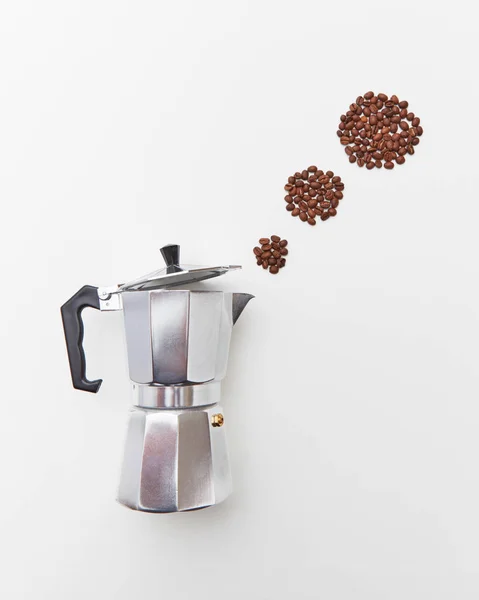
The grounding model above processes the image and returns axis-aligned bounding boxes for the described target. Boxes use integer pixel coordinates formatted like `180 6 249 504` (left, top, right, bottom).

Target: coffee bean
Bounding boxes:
384 161 394 169
284 168 344 224
255 236 289 274
328 208 337 216
320 213 330 221
338 91 422 169
396 155 406 165
375 160 382 168
308 165 317 172
284 184 293 191
366 161 374 170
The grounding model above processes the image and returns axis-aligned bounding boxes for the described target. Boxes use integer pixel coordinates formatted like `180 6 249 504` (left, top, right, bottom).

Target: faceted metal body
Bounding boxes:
122 290 235 385
117 385 231 512
115 290 252 513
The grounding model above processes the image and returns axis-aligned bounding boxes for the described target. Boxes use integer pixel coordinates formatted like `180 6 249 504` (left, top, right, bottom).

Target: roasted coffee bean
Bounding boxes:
396 155 406 165
284 168 344 224
338 91 422 168
384 161 394 169
328 208 337 216
320 213 330 221
262 244 272 251
254 236 288 274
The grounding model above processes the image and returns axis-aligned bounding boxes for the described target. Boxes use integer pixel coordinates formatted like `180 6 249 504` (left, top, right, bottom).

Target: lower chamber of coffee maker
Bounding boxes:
117 381 232 513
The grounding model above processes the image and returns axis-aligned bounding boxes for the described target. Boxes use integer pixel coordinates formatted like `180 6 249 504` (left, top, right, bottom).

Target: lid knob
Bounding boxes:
160 244 181 274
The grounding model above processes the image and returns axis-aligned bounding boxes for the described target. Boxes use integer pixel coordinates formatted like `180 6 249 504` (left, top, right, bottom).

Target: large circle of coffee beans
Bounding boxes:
338 92 423 169
253 235 288 274
284 166 344 225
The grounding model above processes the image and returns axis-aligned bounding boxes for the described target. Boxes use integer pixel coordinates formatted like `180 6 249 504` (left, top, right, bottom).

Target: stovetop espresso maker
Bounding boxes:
61 244 253 512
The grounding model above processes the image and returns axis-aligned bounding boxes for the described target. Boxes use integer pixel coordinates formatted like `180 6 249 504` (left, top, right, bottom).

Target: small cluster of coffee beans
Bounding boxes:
338 92 423 169
284 166 344 225
253 236 288 274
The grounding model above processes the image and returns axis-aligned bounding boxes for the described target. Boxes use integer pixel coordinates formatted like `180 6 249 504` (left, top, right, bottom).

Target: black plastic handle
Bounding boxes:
61 285 102 393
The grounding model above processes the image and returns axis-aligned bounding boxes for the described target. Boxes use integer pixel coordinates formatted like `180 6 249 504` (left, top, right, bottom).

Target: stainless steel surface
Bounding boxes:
67 246 253 513
119 265 242 292
133 381 221 408
121 290 252 385
117 402 232 512
98 286 122 311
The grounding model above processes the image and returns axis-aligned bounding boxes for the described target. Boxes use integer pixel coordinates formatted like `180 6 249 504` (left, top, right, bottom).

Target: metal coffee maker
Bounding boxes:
61 244 253 512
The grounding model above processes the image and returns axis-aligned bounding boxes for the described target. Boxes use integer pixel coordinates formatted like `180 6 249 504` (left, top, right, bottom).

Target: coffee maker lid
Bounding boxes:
118 244 241 292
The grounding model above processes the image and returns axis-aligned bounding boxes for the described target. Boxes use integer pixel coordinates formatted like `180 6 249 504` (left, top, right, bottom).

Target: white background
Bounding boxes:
0 1 478 598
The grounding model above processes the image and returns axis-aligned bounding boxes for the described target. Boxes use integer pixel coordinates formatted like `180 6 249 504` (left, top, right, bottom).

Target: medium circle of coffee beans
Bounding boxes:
253 235 288 274
338 92 423 169
284 166 344 225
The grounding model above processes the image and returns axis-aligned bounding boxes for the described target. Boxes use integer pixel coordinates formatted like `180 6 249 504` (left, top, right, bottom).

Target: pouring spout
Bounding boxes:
232 293 254 325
